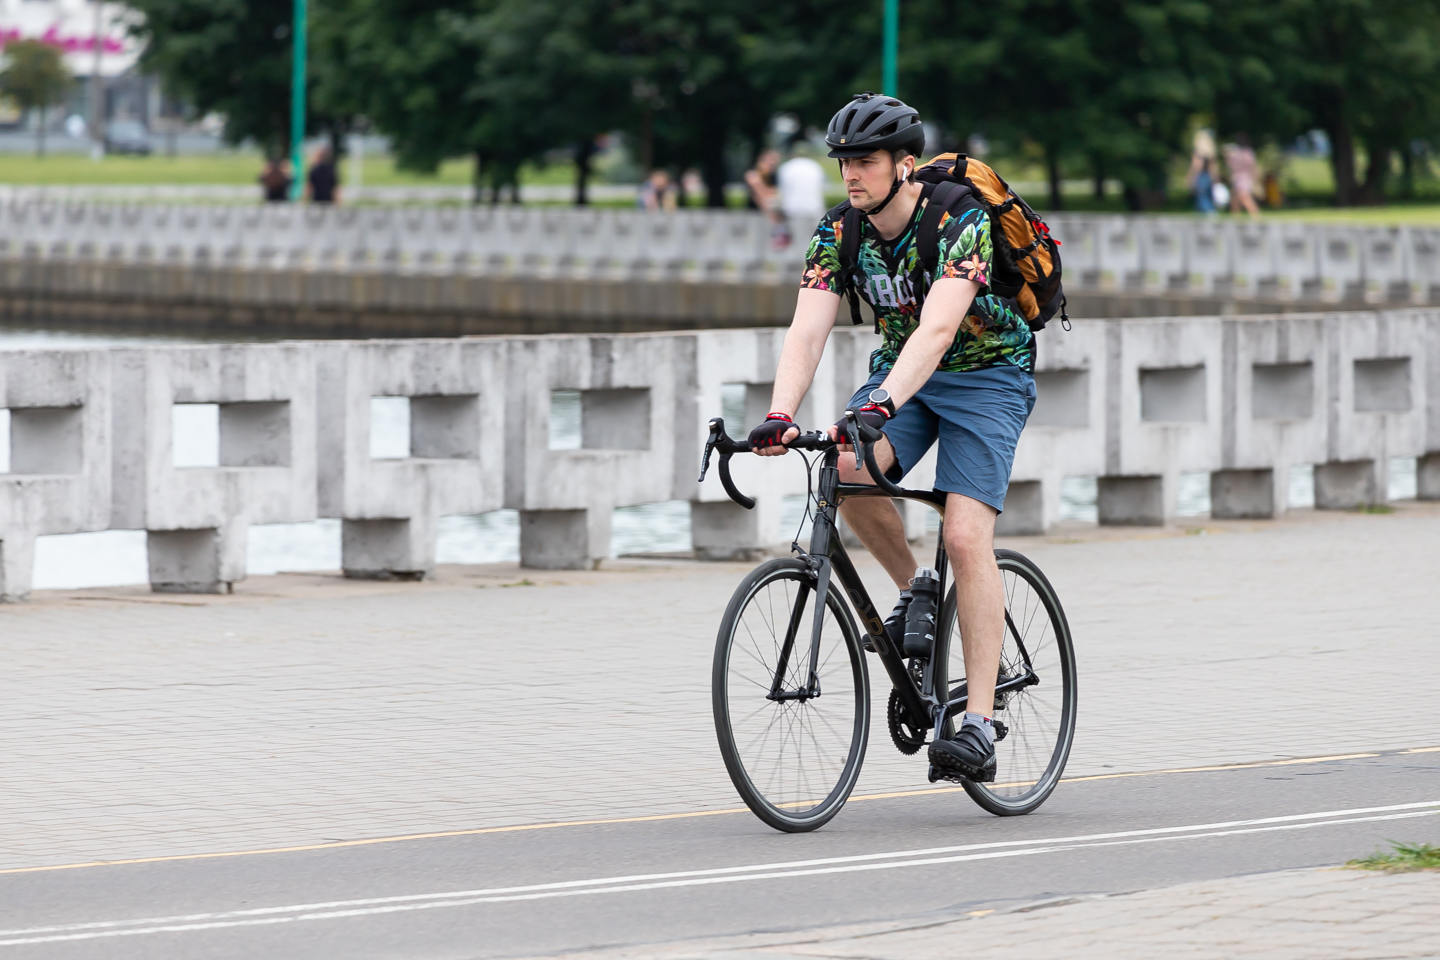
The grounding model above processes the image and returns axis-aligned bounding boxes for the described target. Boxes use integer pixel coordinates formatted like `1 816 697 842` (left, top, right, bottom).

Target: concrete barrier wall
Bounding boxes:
1 200 1437 307
2 310 1439 599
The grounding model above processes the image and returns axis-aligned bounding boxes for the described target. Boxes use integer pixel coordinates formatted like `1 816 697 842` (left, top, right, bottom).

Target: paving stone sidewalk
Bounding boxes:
519 866 1440 959
2 503 1439 869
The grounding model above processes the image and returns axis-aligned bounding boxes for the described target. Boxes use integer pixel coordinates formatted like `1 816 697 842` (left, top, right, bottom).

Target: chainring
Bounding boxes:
887 687 927 755
888 658 930 755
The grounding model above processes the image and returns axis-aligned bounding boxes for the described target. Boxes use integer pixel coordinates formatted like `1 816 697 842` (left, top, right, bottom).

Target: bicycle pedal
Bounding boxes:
993 720 1008 743
927 763 967 785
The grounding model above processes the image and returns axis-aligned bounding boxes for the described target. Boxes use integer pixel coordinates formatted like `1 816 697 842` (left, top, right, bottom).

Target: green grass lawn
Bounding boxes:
0 151 479 187
3 148 1439 225
1264 205 1440 225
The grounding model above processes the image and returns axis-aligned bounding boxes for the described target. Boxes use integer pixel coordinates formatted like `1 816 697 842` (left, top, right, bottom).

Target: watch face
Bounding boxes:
869 388 890 405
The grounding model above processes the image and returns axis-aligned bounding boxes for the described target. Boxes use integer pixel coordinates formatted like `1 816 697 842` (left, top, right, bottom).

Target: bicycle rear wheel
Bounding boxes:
712 558 869 832
935 548 1076 816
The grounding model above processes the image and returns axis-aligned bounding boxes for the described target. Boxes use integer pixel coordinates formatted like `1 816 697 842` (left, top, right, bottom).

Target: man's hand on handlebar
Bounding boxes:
828 404 890 449
748 412 800 456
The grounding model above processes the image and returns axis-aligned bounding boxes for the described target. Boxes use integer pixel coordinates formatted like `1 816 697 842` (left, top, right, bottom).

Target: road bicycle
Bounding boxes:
699 414 1077 832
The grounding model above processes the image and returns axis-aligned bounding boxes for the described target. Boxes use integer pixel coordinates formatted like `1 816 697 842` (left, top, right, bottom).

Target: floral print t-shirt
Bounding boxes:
800 201 1034 374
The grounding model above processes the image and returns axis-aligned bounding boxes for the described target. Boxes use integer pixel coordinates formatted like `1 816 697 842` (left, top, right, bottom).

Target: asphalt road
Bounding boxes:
1 747 1435 959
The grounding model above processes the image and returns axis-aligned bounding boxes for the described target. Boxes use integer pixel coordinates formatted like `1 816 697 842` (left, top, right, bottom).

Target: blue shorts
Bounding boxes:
848 365 1037 513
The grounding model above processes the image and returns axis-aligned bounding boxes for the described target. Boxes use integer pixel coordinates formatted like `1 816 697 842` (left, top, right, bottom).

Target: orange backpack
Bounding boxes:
836 153 1068 331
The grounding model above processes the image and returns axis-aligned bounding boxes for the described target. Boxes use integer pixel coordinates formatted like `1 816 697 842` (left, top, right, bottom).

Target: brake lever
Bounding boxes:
843 411 863 471
698 441 715 483
698 418 721 482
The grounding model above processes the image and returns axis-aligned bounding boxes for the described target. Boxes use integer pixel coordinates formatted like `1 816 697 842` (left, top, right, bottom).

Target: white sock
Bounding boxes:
961 712 996 744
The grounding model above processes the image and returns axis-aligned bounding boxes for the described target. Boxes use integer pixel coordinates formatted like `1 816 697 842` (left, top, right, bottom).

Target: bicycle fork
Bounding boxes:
767 543 835 702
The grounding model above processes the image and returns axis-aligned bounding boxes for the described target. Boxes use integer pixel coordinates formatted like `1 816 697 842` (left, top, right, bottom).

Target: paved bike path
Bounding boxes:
0 751 1434 958
4 501 1438 873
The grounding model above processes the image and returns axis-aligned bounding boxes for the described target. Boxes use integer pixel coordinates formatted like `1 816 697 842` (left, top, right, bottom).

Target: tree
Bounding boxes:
319 0 887 207
467 0 633 204
313 0 496 199
1252 0 1440 205
900 0 1224 211
129 0 350 156
606 0 870 207
903 0 1102 211
0 40 71 157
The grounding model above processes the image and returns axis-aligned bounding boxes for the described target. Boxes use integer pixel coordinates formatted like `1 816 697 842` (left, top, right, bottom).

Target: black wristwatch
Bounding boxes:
866 387 897 417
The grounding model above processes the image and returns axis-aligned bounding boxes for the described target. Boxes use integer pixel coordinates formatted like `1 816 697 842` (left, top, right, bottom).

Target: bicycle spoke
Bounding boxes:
941 553 1075 815
716 565 867 830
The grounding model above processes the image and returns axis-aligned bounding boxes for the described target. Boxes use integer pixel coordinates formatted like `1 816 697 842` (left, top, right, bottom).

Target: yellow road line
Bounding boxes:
1 746 1431 877
841 751 1387 804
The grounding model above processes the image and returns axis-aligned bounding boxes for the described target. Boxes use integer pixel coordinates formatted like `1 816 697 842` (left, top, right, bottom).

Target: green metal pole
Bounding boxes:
883 0 898 96
289 0 308 200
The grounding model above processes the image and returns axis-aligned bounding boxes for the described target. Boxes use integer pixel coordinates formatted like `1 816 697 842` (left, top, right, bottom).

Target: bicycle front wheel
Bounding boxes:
712 558 869 832
936 548 1076 816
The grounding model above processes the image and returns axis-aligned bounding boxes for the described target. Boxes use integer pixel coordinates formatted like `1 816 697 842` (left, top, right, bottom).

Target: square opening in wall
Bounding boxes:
1354 358 1411 413
172 403 219 468
1139 366 1206 423
370 397 411 459
549 390 581 451
1031 370 1089 428
411 395 480 460
219 401 291 467
1252 362 1314 421
580 388 651 451
720 382 779 436
719 382 747 430
4 405 84 475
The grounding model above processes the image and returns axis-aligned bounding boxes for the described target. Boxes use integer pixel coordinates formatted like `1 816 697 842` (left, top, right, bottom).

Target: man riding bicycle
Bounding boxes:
748 92 1037 783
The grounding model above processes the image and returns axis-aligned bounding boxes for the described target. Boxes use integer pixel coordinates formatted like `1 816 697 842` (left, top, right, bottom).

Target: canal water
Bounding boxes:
0 325 1419 590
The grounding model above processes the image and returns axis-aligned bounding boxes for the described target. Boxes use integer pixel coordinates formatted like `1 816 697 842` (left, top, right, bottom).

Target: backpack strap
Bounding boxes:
836 203 867 327
914 180 974 297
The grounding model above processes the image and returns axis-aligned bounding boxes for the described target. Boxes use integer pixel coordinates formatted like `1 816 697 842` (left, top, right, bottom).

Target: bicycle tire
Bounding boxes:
712 557 870 832
934 548 1076 816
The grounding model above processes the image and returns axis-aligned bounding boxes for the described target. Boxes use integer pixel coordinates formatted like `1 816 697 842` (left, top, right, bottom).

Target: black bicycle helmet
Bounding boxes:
825 92 925 159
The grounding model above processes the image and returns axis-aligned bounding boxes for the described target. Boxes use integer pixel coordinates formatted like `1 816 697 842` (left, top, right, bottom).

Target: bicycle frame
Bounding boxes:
702 418 1041 744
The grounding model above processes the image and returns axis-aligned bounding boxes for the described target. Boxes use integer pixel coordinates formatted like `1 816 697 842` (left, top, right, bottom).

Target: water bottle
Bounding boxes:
902 567 941 659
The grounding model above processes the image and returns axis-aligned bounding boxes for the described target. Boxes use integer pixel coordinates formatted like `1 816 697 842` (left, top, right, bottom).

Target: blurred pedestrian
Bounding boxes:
680 168 704 205
1188 156 1216 214
745 148 781 211
1223 134 1260 218
746 148 789 248
305 144 341 205
638 169 677 211
1186 129 1217 214
777 151 827 223
259 155 292 203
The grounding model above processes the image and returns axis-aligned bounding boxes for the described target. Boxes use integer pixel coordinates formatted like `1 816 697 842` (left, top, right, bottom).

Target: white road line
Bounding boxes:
1 802 1435 947
4 799 1432 935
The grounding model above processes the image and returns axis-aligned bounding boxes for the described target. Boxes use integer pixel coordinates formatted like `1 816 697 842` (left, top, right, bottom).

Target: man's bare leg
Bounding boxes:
836 440 917 589
943 492 1004 716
